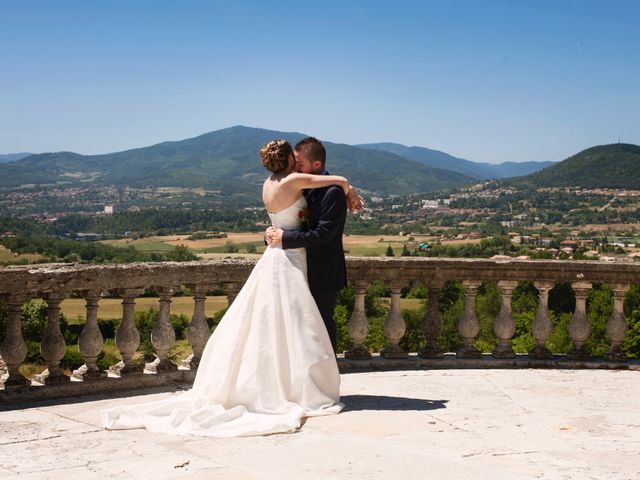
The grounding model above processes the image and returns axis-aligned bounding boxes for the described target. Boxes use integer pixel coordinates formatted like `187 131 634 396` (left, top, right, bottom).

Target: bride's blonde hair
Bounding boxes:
260 139 293 173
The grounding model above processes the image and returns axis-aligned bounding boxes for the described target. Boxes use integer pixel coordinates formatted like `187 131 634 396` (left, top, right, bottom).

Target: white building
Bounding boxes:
421 200 439 209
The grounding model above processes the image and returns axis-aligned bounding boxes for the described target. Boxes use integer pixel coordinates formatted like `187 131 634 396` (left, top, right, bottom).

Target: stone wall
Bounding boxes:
1 257 639 403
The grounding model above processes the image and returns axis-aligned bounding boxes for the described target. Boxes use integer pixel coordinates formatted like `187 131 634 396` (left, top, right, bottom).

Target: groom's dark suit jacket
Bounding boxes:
281 176 347 293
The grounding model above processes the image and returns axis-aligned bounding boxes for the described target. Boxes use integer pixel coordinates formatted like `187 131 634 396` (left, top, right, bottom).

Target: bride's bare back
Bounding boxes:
262 172 350 214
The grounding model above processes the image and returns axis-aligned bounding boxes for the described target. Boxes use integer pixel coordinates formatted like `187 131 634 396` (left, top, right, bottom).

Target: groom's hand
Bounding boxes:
266 226 284 246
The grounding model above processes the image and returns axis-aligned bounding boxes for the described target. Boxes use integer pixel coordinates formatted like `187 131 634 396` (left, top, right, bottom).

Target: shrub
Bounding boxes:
209 307 228 332
165 244 198 261
171 314 190 340
98 318 120 339
25 341 44 364
334 304 352 353
188 232 208 240
224 241 239 253
64 324 82 345
363 315 385 351
0 299 69 345
474 282 500 353
547 312 573 353
60 346 84 370
512 311 536 353
549 282 576 315
399 308 426 353
21 300 50 342
406 282 427 299
135 308 159 361
585 285 613 356
438 281 464 353
367 280 391 297
96 351 120 371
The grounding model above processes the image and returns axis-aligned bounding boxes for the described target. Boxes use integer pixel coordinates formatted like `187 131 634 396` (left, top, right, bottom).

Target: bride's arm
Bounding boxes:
285 173 351 195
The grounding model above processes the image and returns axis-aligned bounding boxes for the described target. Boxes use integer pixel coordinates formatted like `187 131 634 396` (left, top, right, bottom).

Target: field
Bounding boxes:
61 296 229 323
342 234 410 256
0 245 46 263
102 233 267 256
60 296 425 323
100 233 442 258
3 230 485 267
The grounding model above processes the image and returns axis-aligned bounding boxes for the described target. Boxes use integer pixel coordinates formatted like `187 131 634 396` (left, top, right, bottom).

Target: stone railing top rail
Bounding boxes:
0 259 256 295
1 257 639 295
345 256 640 284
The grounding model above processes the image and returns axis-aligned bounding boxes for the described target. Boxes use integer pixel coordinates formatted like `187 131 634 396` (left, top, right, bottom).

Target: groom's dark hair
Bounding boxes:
295 137 326 167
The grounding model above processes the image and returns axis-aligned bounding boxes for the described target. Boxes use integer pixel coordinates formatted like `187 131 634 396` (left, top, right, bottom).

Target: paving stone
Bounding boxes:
1 370 638 480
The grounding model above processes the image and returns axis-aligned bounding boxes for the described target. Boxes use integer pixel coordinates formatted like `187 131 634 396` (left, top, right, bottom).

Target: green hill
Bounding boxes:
514 143 640 188
0 126 474 200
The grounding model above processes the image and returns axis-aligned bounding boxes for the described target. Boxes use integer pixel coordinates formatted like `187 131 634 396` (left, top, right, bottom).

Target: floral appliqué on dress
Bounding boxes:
298 207 310 231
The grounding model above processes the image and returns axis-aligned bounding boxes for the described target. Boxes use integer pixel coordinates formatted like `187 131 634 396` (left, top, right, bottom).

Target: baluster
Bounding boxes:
493 281 518 358
530 281 555 359
41 292 69 384
78 290 105 379
419 281 443 359
116 287 145 375
568 282 592 360
187 284 211 368
345 281 371 359
381 281 407 359
152 285 178 371
457 280 482 358
0 293 31 387
605 283 630 361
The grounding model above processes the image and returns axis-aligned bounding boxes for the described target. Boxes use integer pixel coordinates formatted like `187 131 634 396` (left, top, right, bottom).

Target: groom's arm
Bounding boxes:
281 186 347 249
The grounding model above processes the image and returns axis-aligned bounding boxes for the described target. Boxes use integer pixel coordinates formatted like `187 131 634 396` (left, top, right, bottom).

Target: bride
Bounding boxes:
101 139 361 437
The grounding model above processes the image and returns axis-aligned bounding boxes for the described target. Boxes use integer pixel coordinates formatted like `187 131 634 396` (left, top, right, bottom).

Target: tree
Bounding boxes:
224 241 239 253
165 244 198 261
385 245 395 256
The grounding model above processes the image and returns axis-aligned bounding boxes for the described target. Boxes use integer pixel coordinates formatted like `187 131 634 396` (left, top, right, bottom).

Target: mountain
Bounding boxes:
356 142 553 179
512 143 640 188
0 127 474 200
0 153 33 163
488 161 556 178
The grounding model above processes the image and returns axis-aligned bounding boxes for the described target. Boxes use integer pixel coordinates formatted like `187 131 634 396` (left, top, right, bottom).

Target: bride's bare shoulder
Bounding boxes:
262 177 273 203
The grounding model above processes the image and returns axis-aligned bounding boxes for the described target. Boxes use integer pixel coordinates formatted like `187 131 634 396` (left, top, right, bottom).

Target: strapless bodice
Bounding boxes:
267 196 307 230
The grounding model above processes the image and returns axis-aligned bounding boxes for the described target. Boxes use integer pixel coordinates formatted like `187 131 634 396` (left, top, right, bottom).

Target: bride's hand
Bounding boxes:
264 226 275 245
346 186 365 213
266 227 284 246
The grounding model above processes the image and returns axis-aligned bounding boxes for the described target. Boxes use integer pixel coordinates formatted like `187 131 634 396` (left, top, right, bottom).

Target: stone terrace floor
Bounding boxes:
1 369 639 480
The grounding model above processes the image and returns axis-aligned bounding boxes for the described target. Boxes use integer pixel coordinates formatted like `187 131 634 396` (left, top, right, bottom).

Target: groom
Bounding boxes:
266 137 348 353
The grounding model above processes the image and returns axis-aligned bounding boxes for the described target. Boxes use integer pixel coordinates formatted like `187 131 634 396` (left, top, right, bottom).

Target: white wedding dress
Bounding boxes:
100 196 343 437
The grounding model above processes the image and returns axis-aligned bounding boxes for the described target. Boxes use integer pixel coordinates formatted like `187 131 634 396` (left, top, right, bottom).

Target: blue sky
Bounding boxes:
1 0 639 163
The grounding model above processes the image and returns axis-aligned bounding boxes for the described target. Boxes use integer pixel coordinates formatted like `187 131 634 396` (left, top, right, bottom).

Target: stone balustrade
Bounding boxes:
1 257 639 402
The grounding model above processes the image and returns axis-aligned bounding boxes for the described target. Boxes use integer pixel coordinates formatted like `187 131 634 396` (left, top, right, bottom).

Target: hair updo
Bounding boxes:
260 139 293 173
